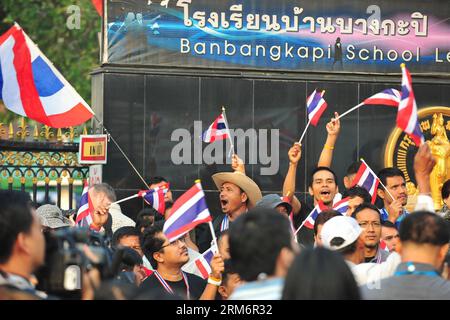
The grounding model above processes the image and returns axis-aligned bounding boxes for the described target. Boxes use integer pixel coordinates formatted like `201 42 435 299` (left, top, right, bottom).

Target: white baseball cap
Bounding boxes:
321 216 363 251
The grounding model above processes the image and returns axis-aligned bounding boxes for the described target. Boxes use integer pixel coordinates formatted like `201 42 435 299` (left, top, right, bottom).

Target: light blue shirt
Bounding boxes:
229 277 284 300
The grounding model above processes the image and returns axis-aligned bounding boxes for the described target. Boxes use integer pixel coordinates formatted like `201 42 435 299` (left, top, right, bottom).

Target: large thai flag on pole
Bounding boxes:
75 181 94 228
350 161 380 204
306 89 327 126
363 89 401 107
397 64 424 146
193 246 216 279
163 181 212 242
202 113 230 143
0 25 94 128
333 197 350 215
139 185 168 216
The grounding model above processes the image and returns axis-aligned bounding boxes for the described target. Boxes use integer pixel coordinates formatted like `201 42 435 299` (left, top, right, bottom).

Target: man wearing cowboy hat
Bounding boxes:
196 162 262 253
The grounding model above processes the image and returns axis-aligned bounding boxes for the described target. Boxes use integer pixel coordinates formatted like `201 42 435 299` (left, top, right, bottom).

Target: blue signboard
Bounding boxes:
105 0 450 73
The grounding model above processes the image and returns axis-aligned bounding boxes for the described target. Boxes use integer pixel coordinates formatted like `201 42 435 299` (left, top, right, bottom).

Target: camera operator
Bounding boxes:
0 190 46 300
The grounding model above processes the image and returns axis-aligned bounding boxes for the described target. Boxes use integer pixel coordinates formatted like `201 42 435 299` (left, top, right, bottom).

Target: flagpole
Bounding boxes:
298 118 311 145
221 106 235 156
334 102 364 121
360 158 395 202
112 193 140 205
93 115 149 189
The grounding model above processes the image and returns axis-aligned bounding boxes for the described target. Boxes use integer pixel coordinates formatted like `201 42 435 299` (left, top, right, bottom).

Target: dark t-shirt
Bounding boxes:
196 214 225 253
140 271 207 300
293 200 315 248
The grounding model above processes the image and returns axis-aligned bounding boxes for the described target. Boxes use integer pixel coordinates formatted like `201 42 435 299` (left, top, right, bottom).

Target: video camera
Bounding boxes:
35 227 114 299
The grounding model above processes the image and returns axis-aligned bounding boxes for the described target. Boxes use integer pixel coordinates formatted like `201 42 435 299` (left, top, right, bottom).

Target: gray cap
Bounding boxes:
255 194 293 213
36 204 71 229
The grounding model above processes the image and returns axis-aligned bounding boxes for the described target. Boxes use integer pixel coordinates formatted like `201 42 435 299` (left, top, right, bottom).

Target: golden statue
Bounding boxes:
427 113 450 210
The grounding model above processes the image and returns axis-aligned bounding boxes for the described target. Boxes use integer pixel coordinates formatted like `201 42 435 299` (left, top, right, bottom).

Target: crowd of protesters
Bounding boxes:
0 116 449 300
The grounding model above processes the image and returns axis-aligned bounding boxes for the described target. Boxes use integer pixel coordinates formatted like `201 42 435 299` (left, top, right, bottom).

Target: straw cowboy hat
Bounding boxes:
212 171 262 209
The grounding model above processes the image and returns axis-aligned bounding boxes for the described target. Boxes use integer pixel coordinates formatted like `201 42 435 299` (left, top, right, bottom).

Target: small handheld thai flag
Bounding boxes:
363 89 401 107
351 162 380 204
304 201 328 229
380 239 390 253
332 197 350 215
397 64 424 146
0 25 94 128
202 113 230 143
193 245 217 279
75 181 94 228
139 185 168 215
306 89 327 126
163 181 212 242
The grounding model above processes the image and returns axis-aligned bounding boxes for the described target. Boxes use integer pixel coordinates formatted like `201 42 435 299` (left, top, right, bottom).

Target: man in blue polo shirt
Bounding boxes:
377 168 409 228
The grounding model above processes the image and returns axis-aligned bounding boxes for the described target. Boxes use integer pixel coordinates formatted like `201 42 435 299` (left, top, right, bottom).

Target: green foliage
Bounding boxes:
0 0 101 111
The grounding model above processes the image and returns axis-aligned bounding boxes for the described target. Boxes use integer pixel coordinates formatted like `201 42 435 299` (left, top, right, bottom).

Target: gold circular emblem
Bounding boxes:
384 106 450 211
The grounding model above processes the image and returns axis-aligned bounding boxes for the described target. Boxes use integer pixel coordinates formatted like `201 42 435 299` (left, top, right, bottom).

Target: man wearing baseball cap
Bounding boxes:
321 215 401 286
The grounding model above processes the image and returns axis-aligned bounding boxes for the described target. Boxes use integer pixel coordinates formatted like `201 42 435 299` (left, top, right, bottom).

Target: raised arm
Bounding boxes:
317 112 340 168
231 153 246 175
283 143 302 214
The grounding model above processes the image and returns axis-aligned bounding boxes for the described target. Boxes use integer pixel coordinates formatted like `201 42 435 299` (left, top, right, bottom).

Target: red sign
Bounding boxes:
79 135 108 164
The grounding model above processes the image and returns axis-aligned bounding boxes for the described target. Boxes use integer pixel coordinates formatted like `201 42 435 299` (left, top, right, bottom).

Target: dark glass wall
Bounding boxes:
92 69 450 220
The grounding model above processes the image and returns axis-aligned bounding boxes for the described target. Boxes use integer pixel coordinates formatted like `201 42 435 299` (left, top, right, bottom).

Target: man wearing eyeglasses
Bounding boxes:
140 224 224 300
351 203 390 263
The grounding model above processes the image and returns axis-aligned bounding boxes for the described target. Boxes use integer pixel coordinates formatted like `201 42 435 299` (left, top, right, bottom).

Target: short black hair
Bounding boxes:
135 208 161 232
228 208 292 281
381 220 397 230
222 259 238 286
0 190 34 264
399 211 449 246
351 203 381 221
282 247 360 300
148 176 168 186
314 210 341 236
377 167 405 188
346 161 362 177
347 186 371 203
112 226 141 249
442 179 450 201
309 167 338 188
140 221 165 269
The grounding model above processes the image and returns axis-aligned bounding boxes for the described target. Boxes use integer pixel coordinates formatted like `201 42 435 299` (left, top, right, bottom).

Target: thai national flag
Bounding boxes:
379 239 390 253
202 113 230 143
351 162 380 204
397 64 424 146
75 181 94 228
306 89 327 126
163 181 212 242
304 201 328 229
363 89 401 107
0 25 94 128
332 197 350 215
139 185 168 216
193 246 217 279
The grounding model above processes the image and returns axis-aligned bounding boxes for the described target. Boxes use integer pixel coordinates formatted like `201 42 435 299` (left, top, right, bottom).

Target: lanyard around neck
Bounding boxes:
153 270 191 300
